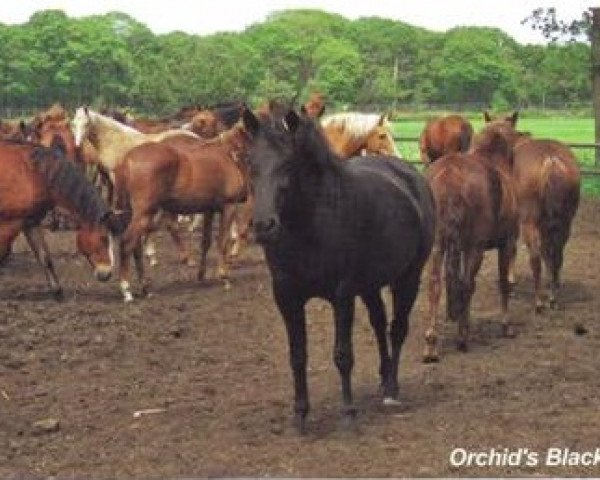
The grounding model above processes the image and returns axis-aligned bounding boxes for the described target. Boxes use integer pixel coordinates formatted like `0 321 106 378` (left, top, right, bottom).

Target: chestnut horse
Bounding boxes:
113 124 251 302
0 138 129 297
419 114 473 165
511 137 581 312
423 125 519 362
302 91 326 119
72 106 199 263
185 101 246 138
320 112 399 159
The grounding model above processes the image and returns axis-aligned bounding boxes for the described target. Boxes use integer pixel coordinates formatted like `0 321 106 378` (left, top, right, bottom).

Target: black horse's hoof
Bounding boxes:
52 288 65 301
293 414 307 436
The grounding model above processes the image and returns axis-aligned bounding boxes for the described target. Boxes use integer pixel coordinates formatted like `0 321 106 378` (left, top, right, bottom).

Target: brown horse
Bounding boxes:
423 126 519 361
0 139 129 297
511 137 581 312
113 124 251 302
302 91 326 119
186 101 246 138
419 114 473 165
320 112 399 159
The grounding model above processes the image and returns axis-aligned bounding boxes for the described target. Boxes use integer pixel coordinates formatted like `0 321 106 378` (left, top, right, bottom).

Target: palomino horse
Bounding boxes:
0 138 129 297
419 114 473 164
71 106 198 264
511 137 581 312
320 112 400 159
423 125 519 362
242 107 435 433
113 124 251 302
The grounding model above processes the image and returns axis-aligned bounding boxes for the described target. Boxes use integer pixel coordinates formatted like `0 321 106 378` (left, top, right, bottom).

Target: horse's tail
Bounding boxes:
31 141 112 228
440 191 467 322
458 122 474 153
540 155 579 242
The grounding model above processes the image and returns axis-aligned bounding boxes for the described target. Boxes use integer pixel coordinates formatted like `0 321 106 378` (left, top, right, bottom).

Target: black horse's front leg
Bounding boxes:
272 280 309 434
332 292 356 426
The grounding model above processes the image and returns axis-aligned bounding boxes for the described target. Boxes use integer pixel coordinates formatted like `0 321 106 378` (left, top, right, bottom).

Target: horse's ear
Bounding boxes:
282 110 300 133
508 111 519 127
483 111 492 123
83 105 90 116
378 114 388 127
242 108 260 137
18 120 27 135
317 105 326 118
300 105 307 115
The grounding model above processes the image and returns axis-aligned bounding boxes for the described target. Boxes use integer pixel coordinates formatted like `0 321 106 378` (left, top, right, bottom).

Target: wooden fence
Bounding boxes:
393 136 600 178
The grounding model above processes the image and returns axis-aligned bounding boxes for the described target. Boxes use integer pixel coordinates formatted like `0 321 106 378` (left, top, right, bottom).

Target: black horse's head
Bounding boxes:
243 106 331 244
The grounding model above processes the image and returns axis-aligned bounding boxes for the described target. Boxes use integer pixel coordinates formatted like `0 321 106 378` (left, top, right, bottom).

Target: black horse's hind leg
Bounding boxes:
332 292 356 425
273 281 309 434
387 268 421 403
23 226 63 299
361 291 390 394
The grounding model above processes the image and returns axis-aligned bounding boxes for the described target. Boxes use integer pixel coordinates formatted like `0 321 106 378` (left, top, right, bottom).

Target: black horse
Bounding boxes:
242 107 436 433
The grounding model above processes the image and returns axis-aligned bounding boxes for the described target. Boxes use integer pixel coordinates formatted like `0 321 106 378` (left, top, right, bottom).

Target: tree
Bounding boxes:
522 7 591 43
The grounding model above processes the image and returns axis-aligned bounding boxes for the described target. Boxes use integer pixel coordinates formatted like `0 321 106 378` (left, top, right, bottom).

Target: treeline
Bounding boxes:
0 8 591 115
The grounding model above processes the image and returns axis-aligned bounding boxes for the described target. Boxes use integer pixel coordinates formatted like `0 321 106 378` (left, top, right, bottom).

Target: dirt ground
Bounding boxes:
1 198 599 478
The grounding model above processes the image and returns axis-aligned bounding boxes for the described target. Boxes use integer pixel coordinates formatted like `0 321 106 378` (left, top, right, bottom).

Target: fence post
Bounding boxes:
591 7 600 166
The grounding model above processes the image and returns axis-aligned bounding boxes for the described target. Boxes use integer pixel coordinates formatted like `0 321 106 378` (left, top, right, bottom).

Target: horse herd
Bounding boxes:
0 95 581 433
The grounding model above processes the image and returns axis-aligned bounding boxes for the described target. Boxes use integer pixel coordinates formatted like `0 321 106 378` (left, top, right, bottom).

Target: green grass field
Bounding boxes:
390 117 600 196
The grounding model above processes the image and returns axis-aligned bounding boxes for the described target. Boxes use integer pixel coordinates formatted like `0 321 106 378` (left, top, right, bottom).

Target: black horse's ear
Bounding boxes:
282 110 300 133
242 108 260 137
508 111 519 127
483 111 492 123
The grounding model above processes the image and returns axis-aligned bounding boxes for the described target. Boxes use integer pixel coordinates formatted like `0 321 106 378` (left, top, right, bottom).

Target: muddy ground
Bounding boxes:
1 198 599 478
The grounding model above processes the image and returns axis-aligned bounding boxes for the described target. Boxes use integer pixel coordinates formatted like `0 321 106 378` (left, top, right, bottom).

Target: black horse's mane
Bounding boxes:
30 139 109 225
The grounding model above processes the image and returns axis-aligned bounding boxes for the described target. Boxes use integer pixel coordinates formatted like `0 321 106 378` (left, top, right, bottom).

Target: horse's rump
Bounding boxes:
420 115 473 164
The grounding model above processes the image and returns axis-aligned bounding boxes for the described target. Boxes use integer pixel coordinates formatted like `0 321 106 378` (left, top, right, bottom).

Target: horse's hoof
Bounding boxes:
535 302 545 314
503 324 516 338
422 353 440 364
52 288 64 301
123 292 134 303
293 415 307 436
382 397 403 407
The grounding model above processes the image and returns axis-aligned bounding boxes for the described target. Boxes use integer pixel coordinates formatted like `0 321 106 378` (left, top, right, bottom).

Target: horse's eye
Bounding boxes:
379 133 387 139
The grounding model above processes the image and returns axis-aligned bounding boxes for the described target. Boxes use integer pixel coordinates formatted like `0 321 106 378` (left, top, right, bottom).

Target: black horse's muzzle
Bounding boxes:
254 217 281 244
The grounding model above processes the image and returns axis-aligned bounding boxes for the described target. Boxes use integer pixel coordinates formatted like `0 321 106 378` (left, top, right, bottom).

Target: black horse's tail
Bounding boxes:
31 140 129 235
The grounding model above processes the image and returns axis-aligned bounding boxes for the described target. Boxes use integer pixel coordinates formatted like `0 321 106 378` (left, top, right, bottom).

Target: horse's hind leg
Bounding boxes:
197 212 214 281
424 243 444 362
332 291 357 424
456 248 484 352
498 241 516 337
164 212 195 266
0 221 22 266
387 267 421 404
541 234 565 310
23 225 63 299
522 222 544 312
361 291 390 394
215 205 237 288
